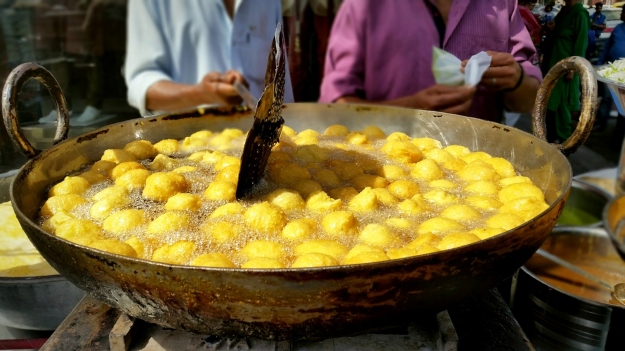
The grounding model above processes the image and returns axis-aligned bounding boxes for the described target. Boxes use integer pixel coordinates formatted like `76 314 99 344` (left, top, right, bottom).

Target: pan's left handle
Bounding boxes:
1 62 70 158
531 56 597 157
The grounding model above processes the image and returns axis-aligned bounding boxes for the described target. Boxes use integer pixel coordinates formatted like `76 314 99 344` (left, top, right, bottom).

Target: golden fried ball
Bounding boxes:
125 236 148 259
384 217 415 230
306 191 342 212
412 137 442 151
293 144 330 163
152 241 196 265
290 179 323 199
41 210 74 234
462 151 492 164
115 169 152 190
498 182 545 204
244 202 287 234
153 139 179 155
348 187 379 212
48 176 91 197
268 150 292 164
266 188 306 211
405 233 441 250
350 174 389 191
281 218 317 241
324 124 350 136
418 217 465 235
423 148 454 165
41 194 88 218
345 132 369 145
397 198 430 215
215 155 241 171
387 180 420 199
102 209 146 235
386 247 418 260
313 169 340 187
499 197 549 221
486 213 525 231
386 132 411 141
187 151 209 162
499 175 532 187
344 244 384 262
90 239 137 257
209 202 245 219
91 160 116 174
269 162 312 185
240 240 285 260
90 195 131 220
442 158 467 172
292 252 338 268
423 190 459 206
147 211 191 236
294 239 348 261
440 204 482 223
358 223 399 248
101 149 136 164
77 171 107 184
328 187 359 202
164 193 202 211
360 125 386 139
428 179 458 190
411 159 444 181
381 140 423 164
55 219 104 246
470 227 505 240
372 188 399 206
202 151 226 165
484 157 516 177
123 140 158 159
343 250 390 265
456 161 501 182
242 258 286 269
443 145 471 158
143 172 188 202
214 165 240 183
377 165 407 180
464 195 502 211
150 154 177 171
202 180 236 202
464 180 500 196
321 210 359 237
327 159 364 180
201 221 243 244
437 233 481 250
191 253 236 268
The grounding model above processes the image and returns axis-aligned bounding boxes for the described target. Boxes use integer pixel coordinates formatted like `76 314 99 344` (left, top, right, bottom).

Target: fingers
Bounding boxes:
428 85 476 111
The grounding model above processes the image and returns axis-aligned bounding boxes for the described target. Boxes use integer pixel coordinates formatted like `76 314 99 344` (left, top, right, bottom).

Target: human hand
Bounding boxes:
198 70 248 106
463 51 522 92
407 85 476 115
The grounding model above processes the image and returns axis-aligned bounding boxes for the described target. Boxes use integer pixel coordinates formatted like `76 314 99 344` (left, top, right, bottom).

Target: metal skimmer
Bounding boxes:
236 23 286 199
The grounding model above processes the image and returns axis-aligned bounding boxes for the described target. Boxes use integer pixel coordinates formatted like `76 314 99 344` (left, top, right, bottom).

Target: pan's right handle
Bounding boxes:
1 62 70 158
531 56 597 157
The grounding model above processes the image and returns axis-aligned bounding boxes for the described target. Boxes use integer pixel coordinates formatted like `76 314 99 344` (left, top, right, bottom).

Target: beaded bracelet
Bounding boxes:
502 63 524 93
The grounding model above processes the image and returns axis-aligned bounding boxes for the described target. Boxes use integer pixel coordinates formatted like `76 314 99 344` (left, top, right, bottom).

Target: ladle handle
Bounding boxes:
1 62 70 158
532 56 597 157
535 249 613 291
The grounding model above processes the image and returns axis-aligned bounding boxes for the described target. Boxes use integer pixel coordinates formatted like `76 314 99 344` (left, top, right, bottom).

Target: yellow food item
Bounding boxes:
292 252 338 268
295 239 348 261
143 172 188 202
191 253 236 268
48 176 91 196
38 124 548 269
244 202 287 234
102 209 146 235
322 210 359 237
90 239 137 257
152 241 195 264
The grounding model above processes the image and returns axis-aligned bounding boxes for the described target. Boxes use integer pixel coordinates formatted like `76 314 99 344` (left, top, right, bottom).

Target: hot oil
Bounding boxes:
37 127 524 268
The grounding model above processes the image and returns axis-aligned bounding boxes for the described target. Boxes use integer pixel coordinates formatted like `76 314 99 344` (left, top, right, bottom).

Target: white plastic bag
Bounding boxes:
432 47 492 87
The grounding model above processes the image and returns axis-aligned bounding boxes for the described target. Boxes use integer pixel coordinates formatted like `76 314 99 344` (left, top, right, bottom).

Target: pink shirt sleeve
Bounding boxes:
319 0 365 103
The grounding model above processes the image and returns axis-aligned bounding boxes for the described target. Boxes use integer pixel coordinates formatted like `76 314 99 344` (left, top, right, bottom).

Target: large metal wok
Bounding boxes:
1 57 597 340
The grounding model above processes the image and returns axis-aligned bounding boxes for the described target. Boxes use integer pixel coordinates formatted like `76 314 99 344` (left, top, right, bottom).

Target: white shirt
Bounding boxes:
124 0 294 116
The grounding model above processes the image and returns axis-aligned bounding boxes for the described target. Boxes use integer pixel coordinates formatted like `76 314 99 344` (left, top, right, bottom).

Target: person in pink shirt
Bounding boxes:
319 0 542 122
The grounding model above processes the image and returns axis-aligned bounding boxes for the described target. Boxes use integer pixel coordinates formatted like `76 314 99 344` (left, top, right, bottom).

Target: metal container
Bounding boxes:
512 226 625 351
0 57 597 339
0 170 84 331
556 178 613 227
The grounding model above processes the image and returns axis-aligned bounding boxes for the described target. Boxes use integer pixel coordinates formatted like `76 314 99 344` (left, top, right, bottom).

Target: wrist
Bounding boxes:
502 63 524 93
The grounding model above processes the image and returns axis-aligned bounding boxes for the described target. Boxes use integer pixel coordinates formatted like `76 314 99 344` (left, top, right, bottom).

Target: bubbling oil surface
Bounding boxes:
38 126 545 268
